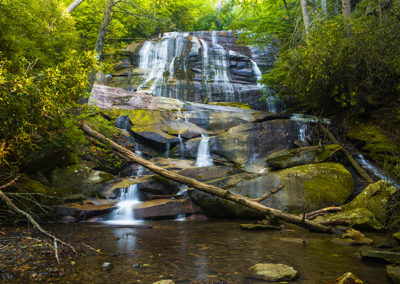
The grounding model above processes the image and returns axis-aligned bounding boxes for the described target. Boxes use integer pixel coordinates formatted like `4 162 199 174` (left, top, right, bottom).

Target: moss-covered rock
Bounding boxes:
207 102 251 109
315 208 384 231
387 265 400 284
265 144 342 169
189 162 354 218
343 180 400 226
18 174 54 194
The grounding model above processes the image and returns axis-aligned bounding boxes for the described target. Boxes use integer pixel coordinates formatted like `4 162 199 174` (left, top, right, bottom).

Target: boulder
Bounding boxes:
387 265 400 284
132 198 200 219
248 263 298 281
343 180 400 226
265 144 342 169
55 199 117 221
189 163 354 218
361 248 400 264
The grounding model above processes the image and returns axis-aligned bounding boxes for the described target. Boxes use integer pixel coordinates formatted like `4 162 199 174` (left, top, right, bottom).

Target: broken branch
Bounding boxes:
250 185 285 203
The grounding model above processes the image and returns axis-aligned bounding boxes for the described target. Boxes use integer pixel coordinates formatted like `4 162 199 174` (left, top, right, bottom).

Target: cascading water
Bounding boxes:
298 123 309 142
355 154 400 189
178 134 184 159
195 134 214 167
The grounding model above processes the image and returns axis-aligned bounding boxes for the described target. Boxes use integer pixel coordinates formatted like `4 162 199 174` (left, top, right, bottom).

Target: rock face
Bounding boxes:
106 31 279 110
265 144 342 169
248 263 298 281
189 162 354 218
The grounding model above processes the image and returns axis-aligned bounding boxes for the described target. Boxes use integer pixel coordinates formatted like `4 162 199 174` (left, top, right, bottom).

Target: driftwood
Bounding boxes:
150 194 184 200
319 125 374 184
305 206 342 220
82 123 334 233
0 177 76 264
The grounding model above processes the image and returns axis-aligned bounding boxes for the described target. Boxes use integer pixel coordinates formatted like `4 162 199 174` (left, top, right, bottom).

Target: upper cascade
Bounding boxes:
108 30 279 111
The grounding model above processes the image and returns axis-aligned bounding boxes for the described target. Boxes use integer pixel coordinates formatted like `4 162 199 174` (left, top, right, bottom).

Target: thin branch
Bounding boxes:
250 185 285 202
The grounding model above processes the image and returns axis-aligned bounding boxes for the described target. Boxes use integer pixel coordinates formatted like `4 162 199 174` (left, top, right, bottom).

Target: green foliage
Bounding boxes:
0 0 79 70
263 3 400 115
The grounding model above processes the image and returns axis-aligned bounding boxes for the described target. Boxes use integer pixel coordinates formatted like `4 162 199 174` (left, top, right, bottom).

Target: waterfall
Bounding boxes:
195 134 214 167
298 123 309 142
355 154 400 189
105 147 143 225
250 59 262 87
210 31 235 101
200 38 212 102
178 134 184 159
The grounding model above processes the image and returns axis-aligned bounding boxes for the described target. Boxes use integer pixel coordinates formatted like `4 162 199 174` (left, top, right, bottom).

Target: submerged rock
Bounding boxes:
386 265 400 284
248 263 298 281
265 144 342 169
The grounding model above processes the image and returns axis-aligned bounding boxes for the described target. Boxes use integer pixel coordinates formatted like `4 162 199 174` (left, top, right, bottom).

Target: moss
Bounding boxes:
208 102 252 109
19 174 53 194
276 163 353 211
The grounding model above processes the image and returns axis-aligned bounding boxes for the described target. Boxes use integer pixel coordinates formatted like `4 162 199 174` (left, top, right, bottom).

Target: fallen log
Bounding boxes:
82 122 335 233
149 194 184 200
305 206 342 220
319 125 374 184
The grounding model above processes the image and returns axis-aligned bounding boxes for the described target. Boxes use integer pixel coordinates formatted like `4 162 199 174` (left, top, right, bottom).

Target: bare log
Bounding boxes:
320 125 374 184
67 0 85 13
0 177 76 263
250 185 285 203
82 123 334 233
305 206 342 220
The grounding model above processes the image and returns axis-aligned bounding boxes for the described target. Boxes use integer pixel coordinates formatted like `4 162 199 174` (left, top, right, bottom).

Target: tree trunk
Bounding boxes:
342 0 351 18
321 0 327 14
67 0 86 13
82 123 334 233
300 0 311 37
95 0 114 60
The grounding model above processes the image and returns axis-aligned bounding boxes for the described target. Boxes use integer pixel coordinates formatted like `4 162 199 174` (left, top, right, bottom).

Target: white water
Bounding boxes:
200 38 212 102
178 134 185 159
105 147 144 225
355 154 400 189
298 123 309 142
195 134 214 167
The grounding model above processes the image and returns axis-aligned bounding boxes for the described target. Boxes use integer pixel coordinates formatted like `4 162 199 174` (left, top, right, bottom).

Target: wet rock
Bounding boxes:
343 180 400 226
332 229 374 246
152 280 175 284
55 199 117 221
387 265 400 284
360 248 400 264
335 272 364 283
248 263 298 281
59 216 77 223
132 198 201 219
102 262 113 272
265 144 342 169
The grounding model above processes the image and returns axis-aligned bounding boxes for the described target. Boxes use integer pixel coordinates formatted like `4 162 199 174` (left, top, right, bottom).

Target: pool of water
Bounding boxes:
52 220 389 283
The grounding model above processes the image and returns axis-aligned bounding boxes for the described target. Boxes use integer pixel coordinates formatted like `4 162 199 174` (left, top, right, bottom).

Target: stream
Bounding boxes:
50 221 388 283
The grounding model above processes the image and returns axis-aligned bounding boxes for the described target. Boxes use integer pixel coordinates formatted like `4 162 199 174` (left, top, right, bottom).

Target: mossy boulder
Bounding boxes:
315 208 384 231
387 265 400 284
265 144 342 169
343 180 400 226
18 174 54 195
189 162 354 218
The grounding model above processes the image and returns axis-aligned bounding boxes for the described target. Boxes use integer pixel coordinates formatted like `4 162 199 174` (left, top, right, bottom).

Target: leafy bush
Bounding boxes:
264 3 400 115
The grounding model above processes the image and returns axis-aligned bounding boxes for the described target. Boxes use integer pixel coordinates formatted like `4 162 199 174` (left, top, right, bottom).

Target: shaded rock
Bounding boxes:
265 144 342 169
59 216 77 223
102 262 113 272
332 229 374 246
189 163 353 218
23 150 77 175
387 265 400 284
335 272 364 284
315 208 384 231
248 263 297 281
343 180 400 226
152 280 175 284
55 199 117 221
132 198 201 219
361 248 400 264
240 224 280 231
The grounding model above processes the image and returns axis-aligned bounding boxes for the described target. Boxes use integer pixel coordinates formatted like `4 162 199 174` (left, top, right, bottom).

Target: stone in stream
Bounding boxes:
360 248 400 264
248 263 298 281
387 265 400 284
265 144 342 169
335 272 364 284
102 262 113 272
152 280 175 284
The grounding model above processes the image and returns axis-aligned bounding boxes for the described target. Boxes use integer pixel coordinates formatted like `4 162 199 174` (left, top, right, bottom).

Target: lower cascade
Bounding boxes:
195 134 214 167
